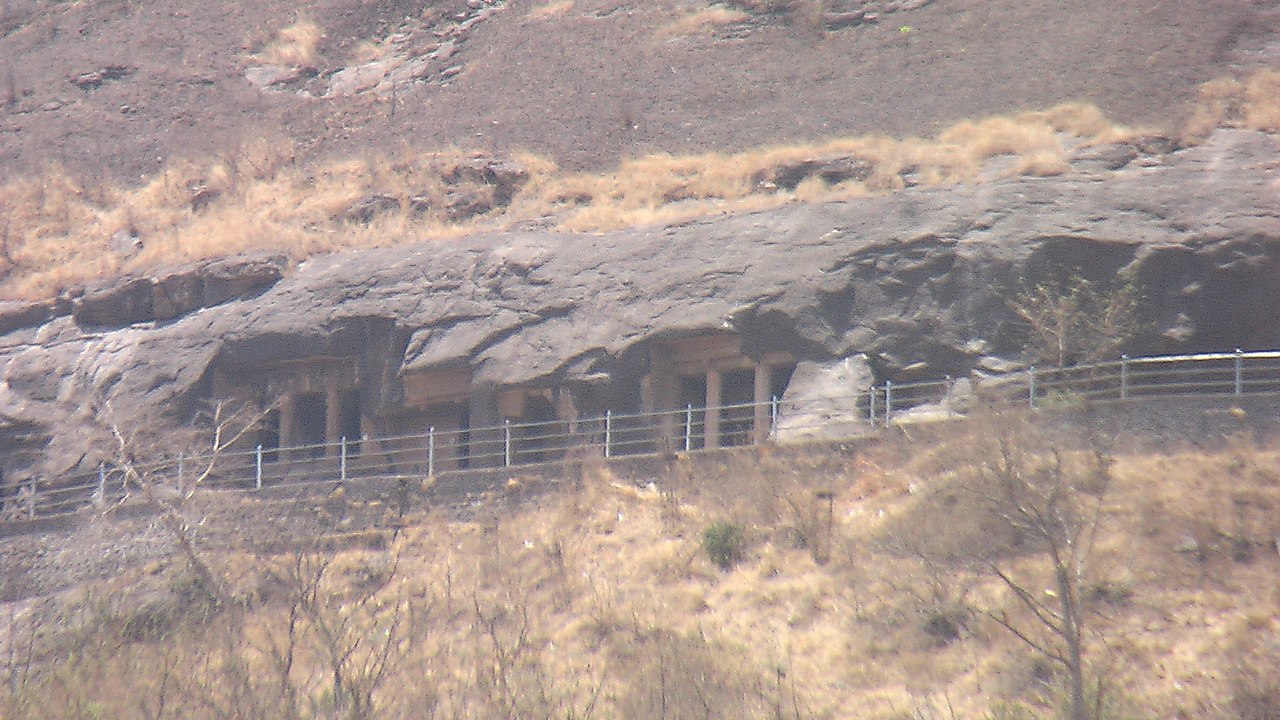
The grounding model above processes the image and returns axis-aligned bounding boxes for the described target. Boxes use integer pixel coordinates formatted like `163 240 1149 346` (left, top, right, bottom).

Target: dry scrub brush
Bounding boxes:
5 68 1279 300
0 102 1132 300
1184 69 1280 139
3 420 1280 718
248 17 324 67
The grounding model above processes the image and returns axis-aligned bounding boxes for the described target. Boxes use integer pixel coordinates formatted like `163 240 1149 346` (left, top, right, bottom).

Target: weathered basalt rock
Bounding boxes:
201 254 288 306
72 276 154 327
0 130 1277 491
753 153 874 191
70 254 287 328
0 301 54 336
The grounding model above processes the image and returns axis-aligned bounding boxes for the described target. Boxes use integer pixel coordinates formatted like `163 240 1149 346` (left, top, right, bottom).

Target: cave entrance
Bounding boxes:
645 332 796 450
259 408 281 463
295 392 327 457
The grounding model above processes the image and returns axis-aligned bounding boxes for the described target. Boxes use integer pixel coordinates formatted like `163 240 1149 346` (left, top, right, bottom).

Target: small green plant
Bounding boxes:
703 521 745 570
1038 388 1087 413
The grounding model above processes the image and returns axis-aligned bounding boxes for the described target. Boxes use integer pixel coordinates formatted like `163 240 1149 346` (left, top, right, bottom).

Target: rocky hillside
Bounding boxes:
3 0 1275 181
0 0 1278 301
0 128 1277 494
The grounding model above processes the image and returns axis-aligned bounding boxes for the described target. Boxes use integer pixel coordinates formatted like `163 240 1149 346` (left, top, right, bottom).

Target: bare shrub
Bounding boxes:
1012 272 1139 369
611 625 772 719
1184 69 1280 139
901 409 1116 720
252 18 323 67
93 399 272 602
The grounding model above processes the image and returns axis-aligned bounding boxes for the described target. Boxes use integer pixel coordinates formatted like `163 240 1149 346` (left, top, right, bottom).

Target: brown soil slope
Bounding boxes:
1 0 1276 182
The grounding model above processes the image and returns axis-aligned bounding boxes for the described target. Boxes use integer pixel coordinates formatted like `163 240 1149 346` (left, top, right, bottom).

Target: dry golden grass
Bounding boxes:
657 5 752 38
250 17 323 67
1183 69 1280 139
3 415 1280 719
527 0 575 21
0 102 1145 299
4 70 1278 301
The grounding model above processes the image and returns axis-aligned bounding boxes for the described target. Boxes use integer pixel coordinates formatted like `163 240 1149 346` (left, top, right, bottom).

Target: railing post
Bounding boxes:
98 463 106 503
1029 366 1037 410
339 436 347 483
427 426 435 477
255 445 263 490
884 380 893 427
770 395 779 440
504 419 512 467
684 405 693 452
1235 348 1243 395
604 410 612 459
1120 355 1129 400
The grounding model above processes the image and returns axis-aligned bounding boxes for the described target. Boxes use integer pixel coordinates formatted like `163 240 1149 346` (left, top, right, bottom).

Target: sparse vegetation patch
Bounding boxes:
4 411 1279 719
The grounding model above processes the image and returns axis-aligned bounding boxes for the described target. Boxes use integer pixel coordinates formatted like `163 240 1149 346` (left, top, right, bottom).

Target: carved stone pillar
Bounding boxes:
753 362 771 444
705 369 722 450
278 393 296 462
325 378 342 456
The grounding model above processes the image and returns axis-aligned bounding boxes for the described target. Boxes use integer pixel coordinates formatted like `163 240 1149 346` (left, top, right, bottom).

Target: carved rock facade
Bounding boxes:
0 130 1277 495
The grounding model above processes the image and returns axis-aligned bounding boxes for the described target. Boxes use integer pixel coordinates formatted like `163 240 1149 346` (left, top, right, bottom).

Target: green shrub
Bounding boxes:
703 521 744 570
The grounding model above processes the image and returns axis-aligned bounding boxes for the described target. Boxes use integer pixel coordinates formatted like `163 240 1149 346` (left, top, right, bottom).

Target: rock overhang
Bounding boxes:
0 130 1277 485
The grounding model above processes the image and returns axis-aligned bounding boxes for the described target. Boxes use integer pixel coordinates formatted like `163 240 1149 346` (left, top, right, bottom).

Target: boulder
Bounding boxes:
326 61 391 97
72 276 154 327
444 158 530 204
0 301 54 335
71 65 133 90
201 254 287 307
753 154 873 191
151 268 204 322
775 356 875 442
342 194 402 224
445 188 493 221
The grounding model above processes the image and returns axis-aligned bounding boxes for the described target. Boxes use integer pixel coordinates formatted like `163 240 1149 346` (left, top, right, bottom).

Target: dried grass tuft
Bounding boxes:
252 18 323 67
16 77 1280 300
657 5 752 38
528 1 575 20
1183 69 1280 139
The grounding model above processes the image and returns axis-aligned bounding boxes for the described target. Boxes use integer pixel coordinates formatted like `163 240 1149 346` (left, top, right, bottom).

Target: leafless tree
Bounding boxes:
915 410 1114 720
1013 273 1139 370
98 399 271 601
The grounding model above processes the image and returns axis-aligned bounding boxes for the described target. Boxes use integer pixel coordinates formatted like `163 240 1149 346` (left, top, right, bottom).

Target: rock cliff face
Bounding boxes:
1 130 1278 489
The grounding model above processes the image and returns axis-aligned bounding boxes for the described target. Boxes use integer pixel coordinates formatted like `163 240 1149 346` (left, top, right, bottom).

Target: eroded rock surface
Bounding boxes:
0 130 1278 488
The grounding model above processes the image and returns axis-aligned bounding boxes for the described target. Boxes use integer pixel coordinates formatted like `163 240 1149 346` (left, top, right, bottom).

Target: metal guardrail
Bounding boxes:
4 349 1280 525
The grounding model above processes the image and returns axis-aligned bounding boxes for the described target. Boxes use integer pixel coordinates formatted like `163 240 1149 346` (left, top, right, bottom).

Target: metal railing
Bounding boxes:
4 349 1280 525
